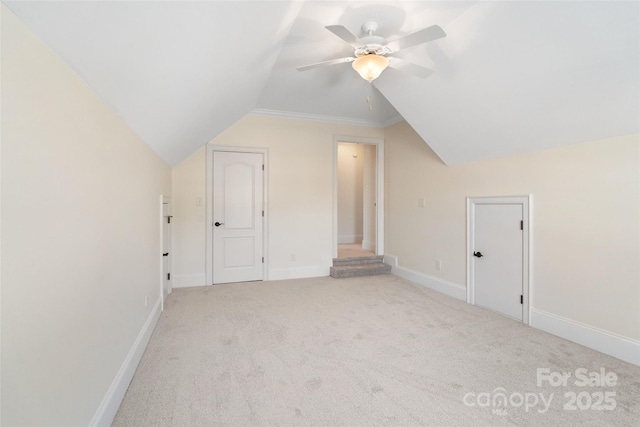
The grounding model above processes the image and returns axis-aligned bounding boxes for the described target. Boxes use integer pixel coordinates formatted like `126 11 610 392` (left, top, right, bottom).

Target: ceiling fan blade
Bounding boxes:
388 57 434 78
325 25 362 48
296 57 355 72
386 25 446 52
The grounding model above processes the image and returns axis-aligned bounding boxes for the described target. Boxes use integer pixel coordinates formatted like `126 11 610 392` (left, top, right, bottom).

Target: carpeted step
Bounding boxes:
330 262 391 279
332 255 384 267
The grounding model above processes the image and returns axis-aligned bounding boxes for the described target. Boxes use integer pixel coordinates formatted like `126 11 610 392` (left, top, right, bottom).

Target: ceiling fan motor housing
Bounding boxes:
356 37 389 55
357 21 392 56
361 21 379 35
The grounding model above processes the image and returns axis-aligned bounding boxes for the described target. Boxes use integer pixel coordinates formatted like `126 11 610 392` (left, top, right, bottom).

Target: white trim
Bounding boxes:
531 308 640 366
89 296 162 427
386 255 466 301
383 254 398 268
466 195 531 325
164 196 172 296
160 195 172 311
269 266 330 281
251 108 402 129
159 195 164 311
172 274 207 289
362 239 374 251
381 115 404 128
333 135 384 259
206 145 269 286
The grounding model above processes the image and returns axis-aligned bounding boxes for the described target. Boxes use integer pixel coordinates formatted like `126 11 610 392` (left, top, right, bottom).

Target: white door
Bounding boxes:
213 151 264 284
162 197 172 297
473 203 523 320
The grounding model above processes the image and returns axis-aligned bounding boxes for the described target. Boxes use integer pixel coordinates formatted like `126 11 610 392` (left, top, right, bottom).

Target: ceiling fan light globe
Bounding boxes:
352 54 389 82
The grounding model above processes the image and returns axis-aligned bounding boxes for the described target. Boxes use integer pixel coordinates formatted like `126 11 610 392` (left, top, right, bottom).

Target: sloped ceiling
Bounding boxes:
4 1 639 166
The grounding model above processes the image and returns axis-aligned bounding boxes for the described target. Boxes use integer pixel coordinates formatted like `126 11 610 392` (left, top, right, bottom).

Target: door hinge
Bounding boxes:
168 273 171 280
262 210 264 217
262 164 264 171
520 220 523 230
262 257 264 263
520 295 523 304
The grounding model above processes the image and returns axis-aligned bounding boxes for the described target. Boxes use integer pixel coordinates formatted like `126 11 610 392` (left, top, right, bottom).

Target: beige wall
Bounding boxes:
385 121 640 341
1 6 171 425
337 143 364 244
171 114 384 282
171 147 207 287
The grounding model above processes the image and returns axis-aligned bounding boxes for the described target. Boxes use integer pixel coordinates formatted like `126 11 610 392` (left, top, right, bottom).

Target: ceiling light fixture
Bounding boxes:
352 53 389 82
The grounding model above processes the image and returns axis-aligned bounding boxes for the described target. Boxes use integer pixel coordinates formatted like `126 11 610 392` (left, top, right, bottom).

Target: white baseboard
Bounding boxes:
362 239 374 251
338 234 363 244
269 266 330 281
90 296 162 427
530 308 640 366
173 273 206 288
384 255 466 301
383 254 399 267
386 254 640 366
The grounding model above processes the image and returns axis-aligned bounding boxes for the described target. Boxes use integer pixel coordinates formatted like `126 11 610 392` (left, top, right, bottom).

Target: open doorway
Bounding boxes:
337 143 375 258
333 135 384 259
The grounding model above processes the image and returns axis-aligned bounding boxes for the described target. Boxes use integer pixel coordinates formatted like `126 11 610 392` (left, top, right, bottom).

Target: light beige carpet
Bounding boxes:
113 275 640 426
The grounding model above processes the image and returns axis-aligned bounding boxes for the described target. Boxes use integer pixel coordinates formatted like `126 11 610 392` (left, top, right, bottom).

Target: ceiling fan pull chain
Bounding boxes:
366 86 373 112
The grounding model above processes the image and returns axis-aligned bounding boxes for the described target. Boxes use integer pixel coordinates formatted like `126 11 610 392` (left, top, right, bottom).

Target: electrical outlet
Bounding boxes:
290 254 296 262
418 197 425 208
436 260 442 271
196 197 203 207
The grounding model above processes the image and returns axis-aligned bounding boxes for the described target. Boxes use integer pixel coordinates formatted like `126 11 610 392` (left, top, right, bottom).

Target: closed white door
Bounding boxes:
162 197 172 297
213 151 263 284
473 203 523 320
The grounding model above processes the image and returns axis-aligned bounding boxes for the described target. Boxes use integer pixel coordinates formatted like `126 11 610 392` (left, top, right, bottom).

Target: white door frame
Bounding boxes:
467 195 531 324
333 135 384 258
206 145 269 285
159 195 172 311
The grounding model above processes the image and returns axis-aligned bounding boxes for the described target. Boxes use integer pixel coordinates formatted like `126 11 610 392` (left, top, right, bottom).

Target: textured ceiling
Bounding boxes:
4 1 639 166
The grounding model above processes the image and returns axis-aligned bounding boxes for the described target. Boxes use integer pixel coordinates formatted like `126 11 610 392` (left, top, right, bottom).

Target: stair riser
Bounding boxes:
332 256 384 266
330 268 391 279
333 259 384 267
330 264 392 279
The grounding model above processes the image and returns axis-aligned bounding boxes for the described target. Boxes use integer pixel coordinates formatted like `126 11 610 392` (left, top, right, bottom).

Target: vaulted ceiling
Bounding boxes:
4 1 639 166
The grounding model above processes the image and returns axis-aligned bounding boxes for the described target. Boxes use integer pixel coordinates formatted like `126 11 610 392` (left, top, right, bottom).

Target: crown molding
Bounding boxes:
381 114 405 128
250 108 403 129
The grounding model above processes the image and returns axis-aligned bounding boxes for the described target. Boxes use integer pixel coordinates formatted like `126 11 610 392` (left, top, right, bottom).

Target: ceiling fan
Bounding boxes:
297 21 446 82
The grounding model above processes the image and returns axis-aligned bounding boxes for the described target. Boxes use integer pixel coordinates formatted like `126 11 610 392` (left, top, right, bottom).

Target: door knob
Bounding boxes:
473 251 484 258
162 253 169 257
214 222 224 227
